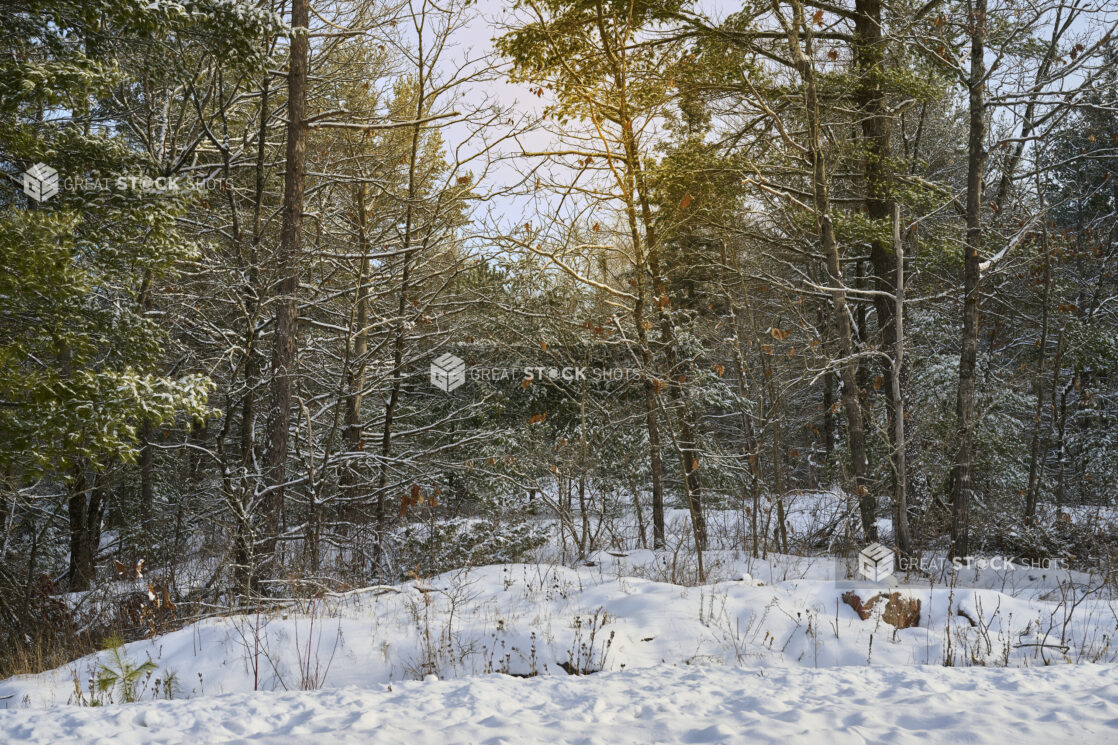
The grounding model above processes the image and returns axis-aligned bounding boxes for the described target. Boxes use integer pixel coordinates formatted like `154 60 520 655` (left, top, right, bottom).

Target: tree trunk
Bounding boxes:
67 467 94 592
855 0 907 545
637 291 665 549
730 308 763 557
779 0 875 541
1024 227 1052 522
890 205 911 555
823 369 835 458
1054 378 1070 513
950 0 987 560
261 0 310 582
139 419 155 533
615 114 665 549
342 183 370 520
87 469 109 565
373 40 429 572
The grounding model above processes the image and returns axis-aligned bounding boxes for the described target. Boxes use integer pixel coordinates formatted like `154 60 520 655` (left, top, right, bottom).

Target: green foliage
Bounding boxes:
396 518 550 577
0 0 279 475
94 637 159 704
831 211 893 248
497 0 685 122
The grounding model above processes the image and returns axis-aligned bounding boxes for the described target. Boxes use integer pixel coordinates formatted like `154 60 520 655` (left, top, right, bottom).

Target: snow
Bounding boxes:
3 552 1114 707
2 504 1115 741
3 664 1116 744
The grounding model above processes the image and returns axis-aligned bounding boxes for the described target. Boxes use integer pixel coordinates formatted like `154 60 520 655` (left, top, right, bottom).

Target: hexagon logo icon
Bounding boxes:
430 353 465 392
22 162 59 203
857 542 895 582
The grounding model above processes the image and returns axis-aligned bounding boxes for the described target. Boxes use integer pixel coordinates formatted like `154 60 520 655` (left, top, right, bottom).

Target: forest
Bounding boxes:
1 0 1117 709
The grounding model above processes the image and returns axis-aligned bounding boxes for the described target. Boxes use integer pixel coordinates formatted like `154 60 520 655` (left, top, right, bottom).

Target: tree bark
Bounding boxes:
633 233 665 549
950 0 987 560
890 205 911 555
1024 225 1052 522
855 0 908 545
67 467 94 591
261 0 310 580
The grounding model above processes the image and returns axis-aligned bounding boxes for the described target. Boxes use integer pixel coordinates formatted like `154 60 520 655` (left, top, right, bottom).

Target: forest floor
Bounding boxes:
2 511 1117 743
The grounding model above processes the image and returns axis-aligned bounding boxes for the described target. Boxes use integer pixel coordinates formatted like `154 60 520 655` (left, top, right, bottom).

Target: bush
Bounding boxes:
394 518 549 577
980 511 1118 568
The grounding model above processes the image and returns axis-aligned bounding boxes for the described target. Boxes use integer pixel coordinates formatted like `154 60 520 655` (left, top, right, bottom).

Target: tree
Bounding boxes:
499 0 709 551
0 0 275 599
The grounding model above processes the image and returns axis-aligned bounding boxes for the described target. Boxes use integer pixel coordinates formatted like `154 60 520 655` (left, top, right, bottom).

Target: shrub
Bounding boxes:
394 518 549 577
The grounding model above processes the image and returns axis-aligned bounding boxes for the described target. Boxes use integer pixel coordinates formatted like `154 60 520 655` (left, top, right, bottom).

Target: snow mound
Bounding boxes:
2 554 1113 710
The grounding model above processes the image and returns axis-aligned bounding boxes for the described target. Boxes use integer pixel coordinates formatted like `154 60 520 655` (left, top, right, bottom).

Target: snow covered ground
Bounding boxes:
3 551 1114 709
3 663 1117 745
2 501 1116 741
